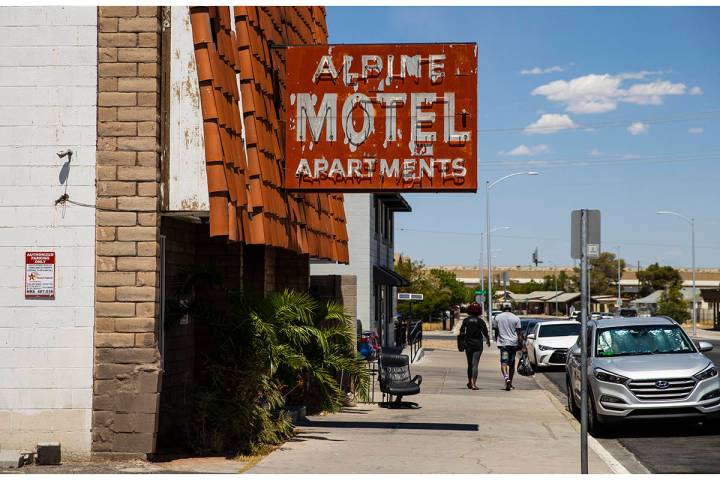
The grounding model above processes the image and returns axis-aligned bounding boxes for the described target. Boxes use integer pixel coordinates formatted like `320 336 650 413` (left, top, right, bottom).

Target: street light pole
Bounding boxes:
656 211 697 337
486 172 539 327
480 227 511 301
617 246 622 314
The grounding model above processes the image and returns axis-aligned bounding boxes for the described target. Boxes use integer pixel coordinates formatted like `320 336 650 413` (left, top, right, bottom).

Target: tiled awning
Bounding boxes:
188 6 348 263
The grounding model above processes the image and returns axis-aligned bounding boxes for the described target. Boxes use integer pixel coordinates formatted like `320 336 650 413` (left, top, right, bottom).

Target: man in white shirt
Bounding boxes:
493 302 525 391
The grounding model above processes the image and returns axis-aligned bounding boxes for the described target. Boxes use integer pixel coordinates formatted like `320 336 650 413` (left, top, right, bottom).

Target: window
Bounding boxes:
595 325 694 357
538 323 581 338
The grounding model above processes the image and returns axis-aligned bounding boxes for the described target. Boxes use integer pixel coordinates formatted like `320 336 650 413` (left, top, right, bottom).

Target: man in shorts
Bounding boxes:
493 302 525 391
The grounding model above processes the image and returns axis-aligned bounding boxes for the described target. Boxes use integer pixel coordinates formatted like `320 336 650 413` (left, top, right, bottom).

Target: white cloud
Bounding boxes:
525 114 578 134
688 127 704 134
502 144 550 156
589 148 602 156
690 86 703 95
532 72 690 114
627 122 649 135
521 65 564 75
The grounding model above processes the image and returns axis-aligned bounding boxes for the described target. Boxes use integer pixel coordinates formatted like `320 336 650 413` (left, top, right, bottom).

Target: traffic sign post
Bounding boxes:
571 209 601 475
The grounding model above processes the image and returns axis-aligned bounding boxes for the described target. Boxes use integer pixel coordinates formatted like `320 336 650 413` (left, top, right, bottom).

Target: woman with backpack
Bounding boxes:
459 302 490 390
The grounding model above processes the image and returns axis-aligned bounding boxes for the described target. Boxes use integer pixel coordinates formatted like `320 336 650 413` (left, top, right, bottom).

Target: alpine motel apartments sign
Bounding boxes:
285 43 478 192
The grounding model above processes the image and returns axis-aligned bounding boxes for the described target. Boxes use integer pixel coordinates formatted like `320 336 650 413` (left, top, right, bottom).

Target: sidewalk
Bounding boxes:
248 346 614 474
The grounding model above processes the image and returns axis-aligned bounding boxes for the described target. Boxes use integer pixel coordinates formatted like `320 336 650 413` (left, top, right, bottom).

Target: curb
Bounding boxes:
533 372 646 474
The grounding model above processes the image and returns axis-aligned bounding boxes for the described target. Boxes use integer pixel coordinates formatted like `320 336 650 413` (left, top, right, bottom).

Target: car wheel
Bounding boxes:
566 376 579 418
587 393 607 437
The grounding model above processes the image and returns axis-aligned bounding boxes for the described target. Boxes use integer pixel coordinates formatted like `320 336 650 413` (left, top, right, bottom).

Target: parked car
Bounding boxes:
520 317 549 344
566 316 720 435
526 320 581 369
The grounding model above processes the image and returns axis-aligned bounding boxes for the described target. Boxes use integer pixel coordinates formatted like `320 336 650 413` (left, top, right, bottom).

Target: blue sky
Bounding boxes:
327 7 720 269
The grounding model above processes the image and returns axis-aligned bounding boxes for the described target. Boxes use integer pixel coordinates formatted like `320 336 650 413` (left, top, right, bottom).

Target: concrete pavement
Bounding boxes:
248 345 615 474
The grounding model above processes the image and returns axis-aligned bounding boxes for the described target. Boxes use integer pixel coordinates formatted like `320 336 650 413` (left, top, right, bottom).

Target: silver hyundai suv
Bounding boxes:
566 316 719 434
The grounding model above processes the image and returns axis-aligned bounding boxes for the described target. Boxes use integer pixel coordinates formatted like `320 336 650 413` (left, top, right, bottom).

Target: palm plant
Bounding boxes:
184 287 369 454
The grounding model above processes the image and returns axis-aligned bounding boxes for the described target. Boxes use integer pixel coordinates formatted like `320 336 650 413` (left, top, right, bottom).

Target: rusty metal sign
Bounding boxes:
285 43 477 192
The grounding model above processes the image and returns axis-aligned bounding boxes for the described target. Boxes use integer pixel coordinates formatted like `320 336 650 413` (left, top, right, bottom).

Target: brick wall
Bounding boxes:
93 6 162 455
0 6 97 454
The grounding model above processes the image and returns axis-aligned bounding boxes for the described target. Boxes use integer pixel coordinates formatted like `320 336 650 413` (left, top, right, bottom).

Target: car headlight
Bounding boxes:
594 368 629 384
538 344 554 351
694 365 718 381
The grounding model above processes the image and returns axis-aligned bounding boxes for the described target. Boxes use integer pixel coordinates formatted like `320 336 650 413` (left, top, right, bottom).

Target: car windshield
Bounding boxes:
595 325 694 357
538 323 581 337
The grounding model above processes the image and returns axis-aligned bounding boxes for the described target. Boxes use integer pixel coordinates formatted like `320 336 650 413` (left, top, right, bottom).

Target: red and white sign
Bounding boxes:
25 251 55 299
285 43 478 192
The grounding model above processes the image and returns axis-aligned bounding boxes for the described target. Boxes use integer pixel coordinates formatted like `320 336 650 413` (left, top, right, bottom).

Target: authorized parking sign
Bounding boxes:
25 251 55 299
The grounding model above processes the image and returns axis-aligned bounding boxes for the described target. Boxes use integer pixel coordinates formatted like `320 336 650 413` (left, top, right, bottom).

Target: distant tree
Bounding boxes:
572 252 626 296
637 263 683 296
395 257 471 320
656 285 690 323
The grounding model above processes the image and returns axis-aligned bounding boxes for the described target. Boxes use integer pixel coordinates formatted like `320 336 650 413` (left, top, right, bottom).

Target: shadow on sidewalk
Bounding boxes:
298 420 478 431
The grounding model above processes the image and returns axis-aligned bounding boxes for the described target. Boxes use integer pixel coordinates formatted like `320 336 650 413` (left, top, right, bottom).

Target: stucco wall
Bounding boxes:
0 6 97 453
311 193 372 329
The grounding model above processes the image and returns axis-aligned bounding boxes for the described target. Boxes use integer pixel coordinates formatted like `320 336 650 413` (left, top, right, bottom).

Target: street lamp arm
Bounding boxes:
488 171 540 190
656 210 693 224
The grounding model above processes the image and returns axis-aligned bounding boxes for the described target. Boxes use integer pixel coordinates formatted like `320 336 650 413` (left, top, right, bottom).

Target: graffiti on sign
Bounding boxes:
285 44 478 192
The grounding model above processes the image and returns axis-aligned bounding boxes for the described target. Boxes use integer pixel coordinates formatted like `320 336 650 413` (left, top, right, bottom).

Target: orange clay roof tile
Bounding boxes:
190 5 347 262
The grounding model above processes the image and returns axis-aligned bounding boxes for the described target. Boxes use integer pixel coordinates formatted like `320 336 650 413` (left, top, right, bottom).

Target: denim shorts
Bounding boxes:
499 346 518 366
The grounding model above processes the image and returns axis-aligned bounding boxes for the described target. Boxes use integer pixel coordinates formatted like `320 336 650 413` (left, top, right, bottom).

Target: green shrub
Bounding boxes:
178 288 368 455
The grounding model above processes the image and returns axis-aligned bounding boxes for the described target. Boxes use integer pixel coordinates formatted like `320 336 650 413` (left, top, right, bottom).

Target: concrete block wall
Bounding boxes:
0 6 97 453
92 6 162 455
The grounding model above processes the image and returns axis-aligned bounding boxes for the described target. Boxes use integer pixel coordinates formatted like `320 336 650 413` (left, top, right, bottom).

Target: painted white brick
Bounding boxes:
0 105 96 126
46 348 93 369
0 26 96 47
0 126 96 147
0 146 97 166
0 347 49 368
0 368 56 389
71 389 93 409
14 388 74 410
0 46 95 67
0 86 96 106
0 165 95 186
0 7 96 27
0 226 96 247
0 66 97 88
0 186 96 208
0 5 96 452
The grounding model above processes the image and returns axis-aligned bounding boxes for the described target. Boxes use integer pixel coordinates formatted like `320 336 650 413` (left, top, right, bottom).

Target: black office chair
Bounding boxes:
378 353 422 408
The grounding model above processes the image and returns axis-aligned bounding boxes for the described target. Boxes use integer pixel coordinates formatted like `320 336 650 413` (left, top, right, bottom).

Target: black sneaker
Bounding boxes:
505 379 512 391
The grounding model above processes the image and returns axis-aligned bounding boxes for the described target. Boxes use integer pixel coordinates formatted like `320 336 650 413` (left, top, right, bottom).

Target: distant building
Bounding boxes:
311 194 411 347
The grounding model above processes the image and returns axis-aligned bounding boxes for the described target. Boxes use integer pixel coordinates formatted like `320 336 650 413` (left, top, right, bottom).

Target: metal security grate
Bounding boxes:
627 378 697 401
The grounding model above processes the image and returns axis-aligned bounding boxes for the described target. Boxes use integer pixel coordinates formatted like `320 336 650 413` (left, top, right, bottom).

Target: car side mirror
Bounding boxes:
697 341 713 352
570 345 581 357
527 333 536 340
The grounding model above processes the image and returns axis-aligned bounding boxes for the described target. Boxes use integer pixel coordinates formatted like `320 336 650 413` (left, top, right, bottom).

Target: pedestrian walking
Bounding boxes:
459 302 490 390
493 302 525 391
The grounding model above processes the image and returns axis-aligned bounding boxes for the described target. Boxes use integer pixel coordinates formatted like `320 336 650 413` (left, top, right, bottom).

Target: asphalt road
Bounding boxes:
541 337 720 474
